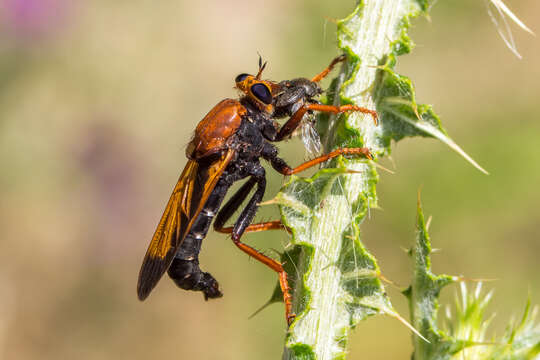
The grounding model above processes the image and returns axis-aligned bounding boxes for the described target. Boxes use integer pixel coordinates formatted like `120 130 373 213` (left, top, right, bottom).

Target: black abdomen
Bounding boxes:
167 182 228 300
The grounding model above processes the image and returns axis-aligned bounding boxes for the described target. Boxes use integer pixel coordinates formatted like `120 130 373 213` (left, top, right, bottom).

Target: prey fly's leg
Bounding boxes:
310 54 347 83
213 164 295 325
167 182 229 300
276 103 378 141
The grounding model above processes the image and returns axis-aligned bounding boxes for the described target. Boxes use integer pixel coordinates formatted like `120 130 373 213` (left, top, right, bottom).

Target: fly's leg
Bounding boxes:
214 177 257 229
215 220 289 235
310 54 347 83
276 102 378 141
264 144 372 175
214 177 289 234
213 165 295 325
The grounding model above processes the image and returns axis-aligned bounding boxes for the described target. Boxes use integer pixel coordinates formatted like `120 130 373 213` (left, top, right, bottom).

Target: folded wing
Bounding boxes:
137 150 235 300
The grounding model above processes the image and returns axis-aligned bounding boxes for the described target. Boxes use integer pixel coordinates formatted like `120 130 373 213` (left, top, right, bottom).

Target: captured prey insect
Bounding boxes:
137 55 378 325
237 55 378 157
271 54 378 143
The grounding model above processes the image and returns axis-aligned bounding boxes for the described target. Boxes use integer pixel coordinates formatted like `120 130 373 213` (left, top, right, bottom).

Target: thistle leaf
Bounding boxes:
407 199 540 360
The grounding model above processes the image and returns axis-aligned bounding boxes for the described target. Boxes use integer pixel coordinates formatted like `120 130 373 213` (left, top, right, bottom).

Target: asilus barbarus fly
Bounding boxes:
137 55 378 325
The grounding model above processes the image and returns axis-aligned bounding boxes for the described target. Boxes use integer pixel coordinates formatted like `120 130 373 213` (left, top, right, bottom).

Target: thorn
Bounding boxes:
387 308 430 343
378 273 403 289
248 300 273 319
323 16 338 24
267 248 283 258
386 156 397 172
366 64 387 69
426 215 433 230
258 198 279 206
343 160 395 176
456 276 499 283
371 161 395 175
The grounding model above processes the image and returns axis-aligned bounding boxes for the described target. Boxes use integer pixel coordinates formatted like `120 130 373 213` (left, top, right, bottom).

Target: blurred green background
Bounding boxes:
0 1 538 359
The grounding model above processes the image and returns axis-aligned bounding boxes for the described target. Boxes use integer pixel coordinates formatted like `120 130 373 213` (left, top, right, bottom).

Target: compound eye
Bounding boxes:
235 73 250 83
251 83 272 104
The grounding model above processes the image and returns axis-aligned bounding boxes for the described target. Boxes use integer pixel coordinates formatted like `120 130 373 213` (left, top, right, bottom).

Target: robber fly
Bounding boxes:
137 55 377 325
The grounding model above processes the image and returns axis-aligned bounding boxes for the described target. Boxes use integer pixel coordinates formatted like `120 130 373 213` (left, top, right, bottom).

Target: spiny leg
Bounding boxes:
307 103 378 124
276 102 378 141
213 166 295 325
214 174 289 235
214 177 257 230
215 220 289 235
269 147 372 176
311 54 347 83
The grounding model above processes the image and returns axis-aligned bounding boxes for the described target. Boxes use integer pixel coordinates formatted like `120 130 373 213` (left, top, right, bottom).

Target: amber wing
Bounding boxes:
137 150 235 300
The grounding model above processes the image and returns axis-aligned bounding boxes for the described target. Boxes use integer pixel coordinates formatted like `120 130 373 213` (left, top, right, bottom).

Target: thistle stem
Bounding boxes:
280 1 433 359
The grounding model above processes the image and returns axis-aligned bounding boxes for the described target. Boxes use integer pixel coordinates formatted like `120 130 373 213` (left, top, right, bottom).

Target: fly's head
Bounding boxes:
234 58 279 115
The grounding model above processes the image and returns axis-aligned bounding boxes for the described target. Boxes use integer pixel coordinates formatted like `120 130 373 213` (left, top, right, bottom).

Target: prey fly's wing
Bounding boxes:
137 149 235 300
300 113 322 158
